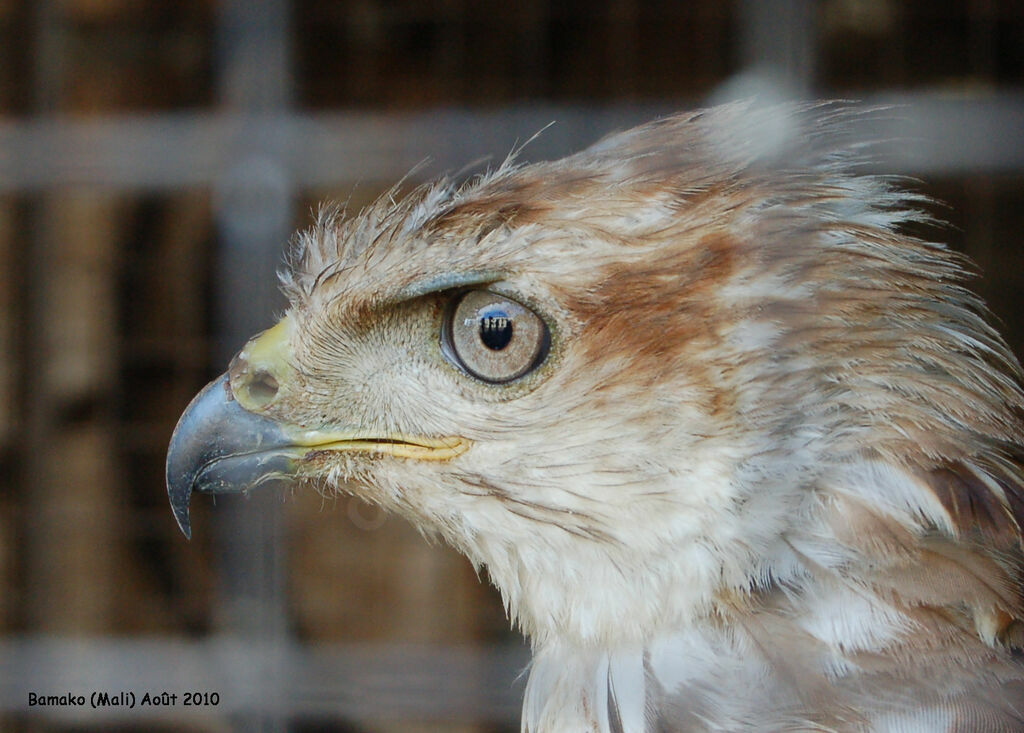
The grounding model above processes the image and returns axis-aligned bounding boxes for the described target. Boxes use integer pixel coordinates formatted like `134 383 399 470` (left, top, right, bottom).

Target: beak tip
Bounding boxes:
174 507 193 540
168 479 194 539
165 371 295 540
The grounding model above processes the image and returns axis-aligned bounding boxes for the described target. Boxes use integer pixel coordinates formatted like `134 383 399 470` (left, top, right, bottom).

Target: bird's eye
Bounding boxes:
443 290 549 384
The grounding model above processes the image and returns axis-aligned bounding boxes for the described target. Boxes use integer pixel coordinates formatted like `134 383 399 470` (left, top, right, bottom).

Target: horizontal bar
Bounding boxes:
1 93 1021 193
0 635 530 724
0 106 669 192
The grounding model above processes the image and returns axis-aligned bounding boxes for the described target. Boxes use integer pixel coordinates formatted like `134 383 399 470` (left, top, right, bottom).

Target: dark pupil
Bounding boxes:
479 310 513 350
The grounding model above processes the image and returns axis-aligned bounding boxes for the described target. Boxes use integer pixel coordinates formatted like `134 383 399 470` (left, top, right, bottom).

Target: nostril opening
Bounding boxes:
245 369 280 408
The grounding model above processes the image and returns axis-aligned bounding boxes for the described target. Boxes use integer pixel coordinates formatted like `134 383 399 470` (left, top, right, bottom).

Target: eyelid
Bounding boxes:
396 271 505 303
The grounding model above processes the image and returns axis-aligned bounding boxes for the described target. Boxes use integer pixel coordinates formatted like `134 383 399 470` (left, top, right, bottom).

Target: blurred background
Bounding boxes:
1 0 1023 731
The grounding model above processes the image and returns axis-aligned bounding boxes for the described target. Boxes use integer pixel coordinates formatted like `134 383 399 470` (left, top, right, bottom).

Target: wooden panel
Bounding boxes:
120 191 215 633
24 192 124 634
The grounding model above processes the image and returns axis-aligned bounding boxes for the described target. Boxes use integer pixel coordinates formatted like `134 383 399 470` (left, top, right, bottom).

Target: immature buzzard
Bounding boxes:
168 105 1024 731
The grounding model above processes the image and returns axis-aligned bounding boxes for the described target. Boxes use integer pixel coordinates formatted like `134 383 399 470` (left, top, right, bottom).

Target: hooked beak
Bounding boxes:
166 316 471 539
165 373 300 539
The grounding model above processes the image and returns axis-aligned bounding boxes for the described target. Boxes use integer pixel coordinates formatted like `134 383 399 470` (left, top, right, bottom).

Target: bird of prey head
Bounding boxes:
168 104 1024 731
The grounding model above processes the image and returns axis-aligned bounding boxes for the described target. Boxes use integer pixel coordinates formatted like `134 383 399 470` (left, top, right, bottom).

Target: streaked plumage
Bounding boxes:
168 103 1024 731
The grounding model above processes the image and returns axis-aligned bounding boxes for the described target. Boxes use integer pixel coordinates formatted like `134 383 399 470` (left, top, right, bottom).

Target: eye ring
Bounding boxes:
441 290 550 384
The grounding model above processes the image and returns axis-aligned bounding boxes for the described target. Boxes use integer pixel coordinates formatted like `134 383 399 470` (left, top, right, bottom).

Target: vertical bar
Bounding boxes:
965 0 997 277
736 0 816 94
29 0 65 113
23 14 124 733
608 0 639 97
516 0 549 97
213 1 292 731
